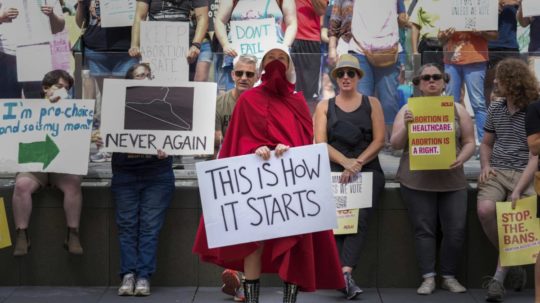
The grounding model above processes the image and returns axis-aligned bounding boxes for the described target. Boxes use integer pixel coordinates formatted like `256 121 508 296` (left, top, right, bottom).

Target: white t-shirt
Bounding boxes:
349 0 400 54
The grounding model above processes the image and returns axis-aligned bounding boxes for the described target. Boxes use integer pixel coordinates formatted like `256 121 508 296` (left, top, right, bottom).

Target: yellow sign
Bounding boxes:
497 196 540 266
333 209 359 235
408 96 456 170
0 197 12 249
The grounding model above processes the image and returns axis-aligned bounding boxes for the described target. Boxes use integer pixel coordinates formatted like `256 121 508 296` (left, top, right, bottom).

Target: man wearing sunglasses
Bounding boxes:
215 54 259 151
213 53 258 302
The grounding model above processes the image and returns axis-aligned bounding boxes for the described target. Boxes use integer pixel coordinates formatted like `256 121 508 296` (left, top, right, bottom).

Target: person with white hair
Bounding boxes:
193 45 344 303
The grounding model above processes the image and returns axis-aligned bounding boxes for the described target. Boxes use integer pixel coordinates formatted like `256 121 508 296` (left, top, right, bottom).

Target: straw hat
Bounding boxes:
331 54 364 80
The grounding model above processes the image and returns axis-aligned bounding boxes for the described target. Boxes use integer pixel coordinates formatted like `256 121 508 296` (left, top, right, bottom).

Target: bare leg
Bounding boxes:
244 244 264 280
54 175 83 228
194 61 211 82
477 199 498 248
12 176 40 228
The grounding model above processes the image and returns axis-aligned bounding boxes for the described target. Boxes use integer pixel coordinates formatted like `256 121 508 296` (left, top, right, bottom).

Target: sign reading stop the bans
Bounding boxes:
0 99 95 174
196 144 337 248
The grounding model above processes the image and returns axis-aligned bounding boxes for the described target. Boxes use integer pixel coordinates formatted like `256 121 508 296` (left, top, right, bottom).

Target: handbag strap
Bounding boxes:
407 0 418 17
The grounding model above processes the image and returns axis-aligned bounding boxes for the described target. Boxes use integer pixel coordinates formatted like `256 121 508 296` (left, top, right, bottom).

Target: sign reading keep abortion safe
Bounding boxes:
0 99 95 175
230 18 277 60
140 21 189 82
196 144 337 248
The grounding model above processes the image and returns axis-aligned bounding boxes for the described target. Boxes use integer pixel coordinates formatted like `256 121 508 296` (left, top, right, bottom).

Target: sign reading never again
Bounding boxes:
196 144 337 248
100 80 217 155
0 99 95 175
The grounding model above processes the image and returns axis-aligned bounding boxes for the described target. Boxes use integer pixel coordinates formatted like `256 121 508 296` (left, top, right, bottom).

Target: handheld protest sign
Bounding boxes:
333 209 359 235
0 198 11 249
0 99 95 175
140 21 189 82
440 0 498 31
230 18 278 61
522 0 540 18
100 0 136 28
408 96 456 171
100 79 216 156
196 144 337 249
331 172 373 210
497 196 540 267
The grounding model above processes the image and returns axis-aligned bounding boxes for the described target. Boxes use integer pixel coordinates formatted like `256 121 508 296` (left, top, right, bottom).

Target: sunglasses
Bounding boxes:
336 69 357 79
234 70 255 78
420 74 443 81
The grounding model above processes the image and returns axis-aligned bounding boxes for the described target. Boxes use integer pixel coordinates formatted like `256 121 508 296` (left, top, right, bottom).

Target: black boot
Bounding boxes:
243 279 260 303
13 228 30 256
283 282 298 303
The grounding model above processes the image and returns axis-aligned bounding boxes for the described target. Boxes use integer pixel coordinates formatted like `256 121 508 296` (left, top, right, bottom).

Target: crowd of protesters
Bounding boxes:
2 0 540 302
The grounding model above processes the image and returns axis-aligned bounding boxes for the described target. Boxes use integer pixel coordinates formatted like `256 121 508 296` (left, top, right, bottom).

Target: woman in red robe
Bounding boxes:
193 45 345 303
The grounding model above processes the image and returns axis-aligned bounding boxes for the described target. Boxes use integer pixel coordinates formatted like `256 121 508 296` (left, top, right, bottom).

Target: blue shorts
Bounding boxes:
85 48 139 77
197 40 212 63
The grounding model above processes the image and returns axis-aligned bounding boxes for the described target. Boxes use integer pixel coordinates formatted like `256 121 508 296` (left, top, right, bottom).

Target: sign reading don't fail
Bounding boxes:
196 144 337 248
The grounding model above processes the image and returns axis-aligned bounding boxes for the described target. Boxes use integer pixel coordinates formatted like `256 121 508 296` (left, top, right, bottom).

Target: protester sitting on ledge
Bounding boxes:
12 70 83 257
314 54 385 300
193 44 345 303
477 58 538 302
390 63 476 295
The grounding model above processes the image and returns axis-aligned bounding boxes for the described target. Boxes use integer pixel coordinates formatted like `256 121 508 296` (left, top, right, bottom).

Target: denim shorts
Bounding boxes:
197 40 212 63
85 48 139 77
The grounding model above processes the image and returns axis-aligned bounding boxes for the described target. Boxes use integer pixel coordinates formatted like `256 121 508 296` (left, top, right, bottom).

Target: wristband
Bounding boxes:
191 42 201 50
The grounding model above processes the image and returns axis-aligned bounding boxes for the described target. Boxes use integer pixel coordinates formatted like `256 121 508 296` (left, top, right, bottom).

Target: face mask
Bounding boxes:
261 59 294 95
51 87 69 100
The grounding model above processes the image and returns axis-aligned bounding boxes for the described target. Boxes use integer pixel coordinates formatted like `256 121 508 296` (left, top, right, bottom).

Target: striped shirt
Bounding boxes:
484 100 529 171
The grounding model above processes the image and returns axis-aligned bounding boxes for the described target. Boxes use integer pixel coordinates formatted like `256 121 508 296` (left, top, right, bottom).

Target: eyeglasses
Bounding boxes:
234 70 255 78
336 70 357 79
420 74 443 81
134 73 153 80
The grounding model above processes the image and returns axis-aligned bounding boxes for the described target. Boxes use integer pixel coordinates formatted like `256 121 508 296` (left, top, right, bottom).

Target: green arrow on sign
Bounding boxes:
18 135 60 169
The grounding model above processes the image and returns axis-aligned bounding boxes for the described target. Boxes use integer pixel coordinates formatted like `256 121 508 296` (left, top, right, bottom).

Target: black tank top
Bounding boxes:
326 95 382 172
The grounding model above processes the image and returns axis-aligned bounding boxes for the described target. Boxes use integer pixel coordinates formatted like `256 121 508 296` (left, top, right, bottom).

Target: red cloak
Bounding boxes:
193 61 345 292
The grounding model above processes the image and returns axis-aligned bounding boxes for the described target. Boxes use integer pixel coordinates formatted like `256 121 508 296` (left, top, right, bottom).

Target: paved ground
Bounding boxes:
0 287 534 303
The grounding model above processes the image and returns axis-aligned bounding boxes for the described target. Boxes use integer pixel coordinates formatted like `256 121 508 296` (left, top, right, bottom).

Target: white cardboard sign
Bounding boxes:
230 18 277 61
140 21 189 82
196 144 337 249
331 172 373 210
100 79 216 155
9 0 54 46
100 0 136 28
440 0 498 31
16 43 53 82
522 0 540 18
0 99 95 175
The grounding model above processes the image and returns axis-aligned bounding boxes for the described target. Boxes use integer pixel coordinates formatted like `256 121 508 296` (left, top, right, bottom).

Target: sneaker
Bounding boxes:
484 278 505 302
442 278 467 293
221 269 242 297
117 273 135 296
506 266 527 292
343 272 363 300
417 278 435 295
90 151 111 163
134 278 151 296
233 286 245 302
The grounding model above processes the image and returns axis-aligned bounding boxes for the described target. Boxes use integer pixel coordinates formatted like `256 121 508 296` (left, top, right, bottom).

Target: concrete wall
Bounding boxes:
0 182 532 288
